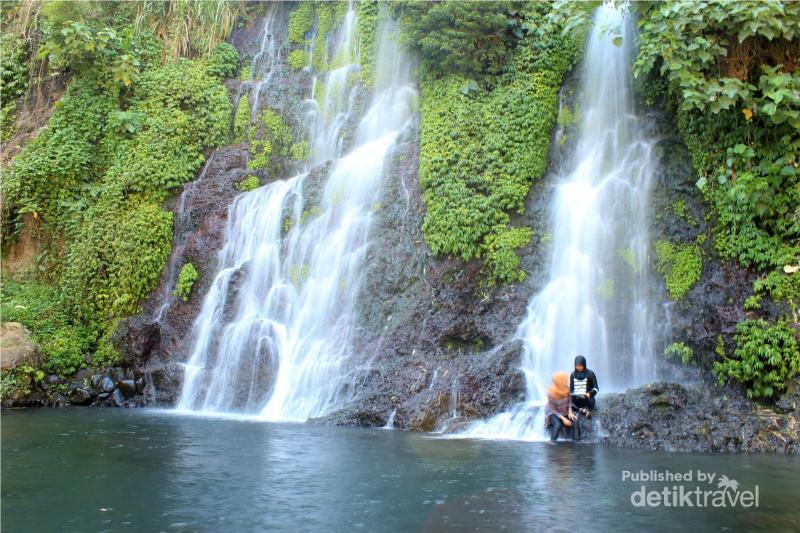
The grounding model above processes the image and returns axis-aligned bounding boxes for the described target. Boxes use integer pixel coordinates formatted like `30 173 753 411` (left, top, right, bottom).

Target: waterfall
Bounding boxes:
464 6 658 440
177 10 418 421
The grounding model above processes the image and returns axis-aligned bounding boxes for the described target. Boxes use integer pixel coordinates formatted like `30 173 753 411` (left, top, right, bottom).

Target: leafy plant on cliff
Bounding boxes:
635 1 800 127
248 108 292 170
664 341 694 365
174 263 199 301
0 32 29 141
406 1 585 285
713 319 800 399
238 174 261 192
655 239 702 300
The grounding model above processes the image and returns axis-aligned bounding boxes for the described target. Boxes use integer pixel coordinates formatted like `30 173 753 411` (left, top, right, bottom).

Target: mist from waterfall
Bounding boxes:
177 8 418 421
464 6 658 440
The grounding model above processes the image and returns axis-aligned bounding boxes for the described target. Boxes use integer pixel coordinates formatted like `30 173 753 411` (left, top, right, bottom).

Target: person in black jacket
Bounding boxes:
570 355 598 415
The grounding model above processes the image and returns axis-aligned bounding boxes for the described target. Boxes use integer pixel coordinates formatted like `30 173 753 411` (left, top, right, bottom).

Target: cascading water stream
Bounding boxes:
464 6 658 440
177 10 417 421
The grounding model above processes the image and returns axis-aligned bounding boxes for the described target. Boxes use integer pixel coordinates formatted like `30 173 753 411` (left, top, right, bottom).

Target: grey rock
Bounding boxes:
92 375 115 393
69 388 92 405
112 389 125 407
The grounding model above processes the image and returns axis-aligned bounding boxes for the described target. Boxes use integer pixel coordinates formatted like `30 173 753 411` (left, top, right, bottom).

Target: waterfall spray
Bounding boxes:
177 10 417 421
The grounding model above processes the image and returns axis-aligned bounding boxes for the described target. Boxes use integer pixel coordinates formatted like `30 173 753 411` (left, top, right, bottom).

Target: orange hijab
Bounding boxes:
547 371 570 400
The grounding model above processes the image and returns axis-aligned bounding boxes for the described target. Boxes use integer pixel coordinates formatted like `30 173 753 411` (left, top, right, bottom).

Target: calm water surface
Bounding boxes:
2 408 799 532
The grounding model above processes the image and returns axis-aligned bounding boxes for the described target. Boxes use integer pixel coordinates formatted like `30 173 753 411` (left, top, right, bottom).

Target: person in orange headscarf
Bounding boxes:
544 371 577 441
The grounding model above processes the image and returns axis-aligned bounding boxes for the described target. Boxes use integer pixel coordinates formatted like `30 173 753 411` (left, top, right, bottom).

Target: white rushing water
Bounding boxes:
464 6 658 440
177 9 417 420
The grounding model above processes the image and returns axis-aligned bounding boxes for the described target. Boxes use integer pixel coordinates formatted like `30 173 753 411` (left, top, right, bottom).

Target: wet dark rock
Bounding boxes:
775 378 800 414
50 392 67 405
70 388 92 405
92 375 116 394
117 380 137 398
580 381 800 454
4 365 148 408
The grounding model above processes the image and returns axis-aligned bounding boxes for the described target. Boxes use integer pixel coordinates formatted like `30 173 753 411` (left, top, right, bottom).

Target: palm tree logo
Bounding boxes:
717 475 739 492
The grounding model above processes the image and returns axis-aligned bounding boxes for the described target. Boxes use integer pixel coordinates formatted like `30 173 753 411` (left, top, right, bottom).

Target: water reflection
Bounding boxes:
2 409 799 532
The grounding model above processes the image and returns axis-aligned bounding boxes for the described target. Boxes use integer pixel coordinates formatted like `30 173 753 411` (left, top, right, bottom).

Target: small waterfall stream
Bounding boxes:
464 6 658 440
177 9 417 421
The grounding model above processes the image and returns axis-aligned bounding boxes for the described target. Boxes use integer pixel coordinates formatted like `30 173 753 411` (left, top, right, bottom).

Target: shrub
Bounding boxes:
714 319 800 399
206 42 239 79
0 277 94 378
664 342 694 365
290 141 310 161
248 108 292 170
238 175 261 192
174 263 199 302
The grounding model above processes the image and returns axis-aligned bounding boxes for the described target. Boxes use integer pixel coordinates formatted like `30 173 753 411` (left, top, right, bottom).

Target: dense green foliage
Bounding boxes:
401 1 585 285
356 0 379 87
233 93 251 143
237 174 261 192
714 319 800 399
1 2 238 381
394 1 516 79
654 239 703 300
635 1 800 127
1 277 94 374
630 0 800 393
290 141 311 162
0 31 29 141
174 263 199 301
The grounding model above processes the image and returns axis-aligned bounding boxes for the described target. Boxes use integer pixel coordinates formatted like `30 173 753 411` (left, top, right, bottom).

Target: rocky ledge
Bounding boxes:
577 380 800 454
2 367 146 408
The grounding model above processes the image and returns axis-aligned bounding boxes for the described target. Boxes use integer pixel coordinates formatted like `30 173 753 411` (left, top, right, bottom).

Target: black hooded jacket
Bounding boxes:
570 356 599 398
